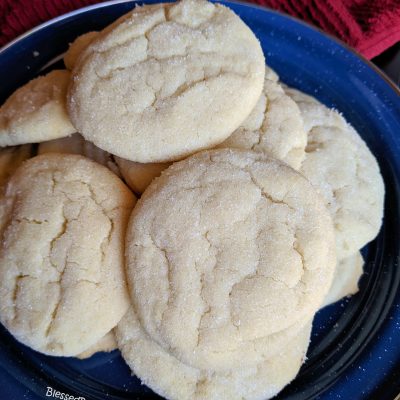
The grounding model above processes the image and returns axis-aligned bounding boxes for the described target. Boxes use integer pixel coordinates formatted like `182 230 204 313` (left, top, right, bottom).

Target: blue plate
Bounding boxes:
1 1 400 399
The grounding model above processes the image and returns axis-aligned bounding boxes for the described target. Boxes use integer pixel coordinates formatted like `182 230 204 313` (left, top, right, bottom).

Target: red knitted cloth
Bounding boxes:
1 0 399 59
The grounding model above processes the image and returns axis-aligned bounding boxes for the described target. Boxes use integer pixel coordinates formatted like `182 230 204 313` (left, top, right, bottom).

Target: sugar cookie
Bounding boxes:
322 252 363 307
126 148 335 370
284 87 385 259
217 67 306 169
0 70 75 146
68 0 265 162
116 307 311 400
0 154 136 356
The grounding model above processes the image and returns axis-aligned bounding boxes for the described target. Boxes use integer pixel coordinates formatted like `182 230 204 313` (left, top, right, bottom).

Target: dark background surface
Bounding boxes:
374 43 400 86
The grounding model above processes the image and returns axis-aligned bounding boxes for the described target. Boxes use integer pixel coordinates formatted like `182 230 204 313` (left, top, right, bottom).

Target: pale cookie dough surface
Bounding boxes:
64 32 99 70
0 70 75 146
116 307 312 400
0 154 136 356
126 148 335 370
217 68 306 170
77 330 117 359
284 87 385 259
115 156 170 194
322 252 363 307
68 0 265 162
39 133 121 177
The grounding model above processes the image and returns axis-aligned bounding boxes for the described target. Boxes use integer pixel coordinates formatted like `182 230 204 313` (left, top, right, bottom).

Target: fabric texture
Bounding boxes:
0 0 399 59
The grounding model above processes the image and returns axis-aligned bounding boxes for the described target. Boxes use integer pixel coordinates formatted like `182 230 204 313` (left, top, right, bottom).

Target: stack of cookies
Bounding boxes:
0 0 384 398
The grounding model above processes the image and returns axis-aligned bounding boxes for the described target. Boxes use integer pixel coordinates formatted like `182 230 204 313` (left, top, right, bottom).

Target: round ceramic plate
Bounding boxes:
0 1 399 399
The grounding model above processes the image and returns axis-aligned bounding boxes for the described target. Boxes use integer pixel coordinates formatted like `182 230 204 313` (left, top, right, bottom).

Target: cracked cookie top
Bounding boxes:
284 87 385 259
126 148 335 370
0 70 75 146
0 154 136 356
67 0 265 163
217 67 307 170
116 306 312 400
